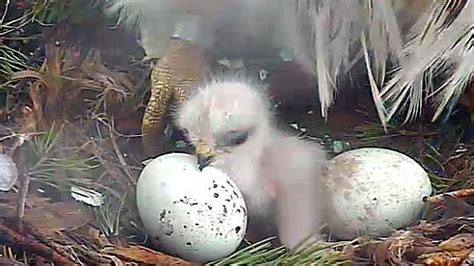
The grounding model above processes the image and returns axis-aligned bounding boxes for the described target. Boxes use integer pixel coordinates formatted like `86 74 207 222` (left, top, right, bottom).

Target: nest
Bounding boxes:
0 1 472 265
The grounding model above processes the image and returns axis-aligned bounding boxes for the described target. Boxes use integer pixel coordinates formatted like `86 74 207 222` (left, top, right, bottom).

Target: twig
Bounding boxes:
94 115 136 185
91 113 142 138
104 245 193 265
424 188 474 205
15 174 29 221
0 12 33 37
109 127 136 185
0 256 24 266
0 222 74 265
0 0 10 24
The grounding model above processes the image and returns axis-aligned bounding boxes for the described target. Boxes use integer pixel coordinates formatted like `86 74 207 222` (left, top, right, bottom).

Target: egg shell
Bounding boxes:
322 148 432 240
136 152 247 263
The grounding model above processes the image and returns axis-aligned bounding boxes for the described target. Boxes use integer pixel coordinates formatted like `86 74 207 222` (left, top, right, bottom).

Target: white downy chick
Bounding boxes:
174 80 327 248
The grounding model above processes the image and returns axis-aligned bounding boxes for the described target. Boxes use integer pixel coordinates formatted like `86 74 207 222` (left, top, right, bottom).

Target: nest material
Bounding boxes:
0 1 472 265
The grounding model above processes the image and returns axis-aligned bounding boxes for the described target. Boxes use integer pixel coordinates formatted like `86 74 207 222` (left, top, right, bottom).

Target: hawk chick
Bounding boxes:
175 81 327 248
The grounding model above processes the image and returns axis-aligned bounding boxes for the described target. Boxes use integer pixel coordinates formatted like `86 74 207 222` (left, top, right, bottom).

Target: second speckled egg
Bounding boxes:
322 148 432 240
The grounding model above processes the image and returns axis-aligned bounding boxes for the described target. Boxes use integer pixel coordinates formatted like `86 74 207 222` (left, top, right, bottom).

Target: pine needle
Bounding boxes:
211 238 348 265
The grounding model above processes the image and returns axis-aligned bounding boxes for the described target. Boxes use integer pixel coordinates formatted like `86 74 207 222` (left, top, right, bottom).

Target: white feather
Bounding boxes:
381 0 473 123
104 0 472 124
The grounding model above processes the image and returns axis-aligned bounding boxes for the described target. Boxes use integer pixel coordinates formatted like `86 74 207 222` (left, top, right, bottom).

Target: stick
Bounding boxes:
424 189 474 205
0 222 74 265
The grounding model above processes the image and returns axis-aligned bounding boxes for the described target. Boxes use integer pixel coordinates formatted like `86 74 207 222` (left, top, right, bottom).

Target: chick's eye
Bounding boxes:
180 128 189 137
218 130 249 147
174 128 191 144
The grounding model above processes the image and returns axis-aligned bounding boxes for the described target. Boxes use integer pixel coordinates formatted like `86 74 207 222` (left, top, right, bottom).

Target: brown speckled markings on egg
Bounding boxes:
141 39 208 156
137 153 248 262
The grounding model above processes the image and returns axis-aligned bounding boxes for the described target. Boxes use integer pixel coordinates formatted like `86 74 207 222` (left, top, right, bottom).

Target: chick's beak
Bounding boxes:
195 143 216 171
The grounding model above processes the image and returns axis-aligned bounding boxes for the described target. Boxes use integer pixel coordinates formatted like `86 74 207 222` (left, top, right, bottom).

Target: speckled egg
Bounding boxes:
0 153 18 191
322 148 432 240
136 152 247 263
